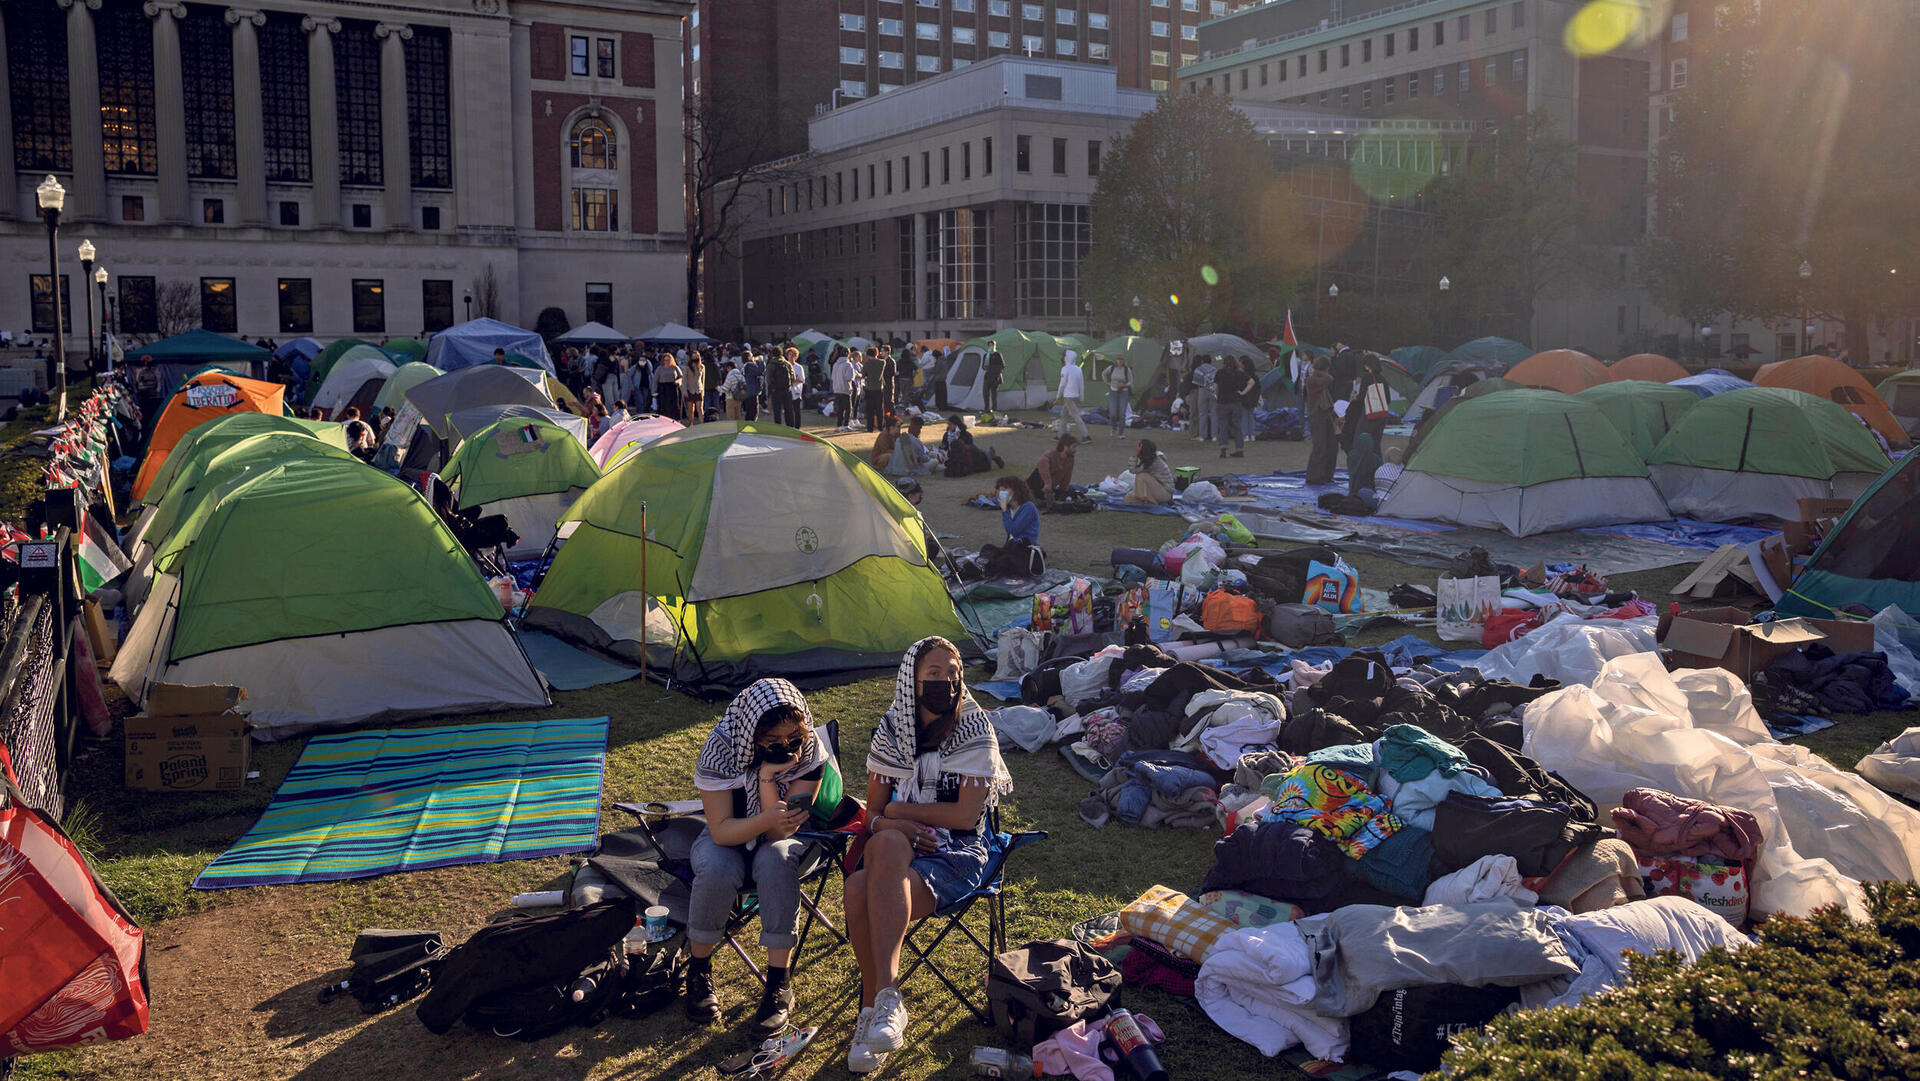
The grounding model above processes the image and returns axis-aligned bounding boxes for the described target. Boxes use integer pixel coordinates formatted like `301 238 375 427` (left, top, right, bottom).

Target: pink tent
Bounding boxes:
591 414 686 468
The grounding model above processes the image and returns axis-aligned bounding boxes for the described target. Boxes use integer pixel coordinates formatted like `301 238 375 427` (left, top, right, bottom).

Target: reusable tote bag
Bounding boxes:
1437 575 1502 642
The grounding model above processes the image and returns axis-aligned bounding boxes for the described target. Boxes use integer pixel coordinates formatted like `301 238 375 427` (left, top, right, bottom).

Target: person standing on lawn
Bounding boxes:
1103 352 1132 437
1055 350 1090 442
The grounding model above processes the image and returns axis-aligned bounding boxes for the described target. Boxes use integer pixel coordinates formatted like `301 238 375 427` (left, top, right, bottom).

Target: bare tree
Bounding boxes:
471 264 503 321
155 280 199 338
685 88 808 329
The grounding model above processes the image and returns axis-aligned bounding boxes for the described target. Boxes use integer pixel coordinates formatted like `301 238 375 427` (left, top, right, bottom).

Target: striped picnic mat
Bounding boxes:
193 716 609 890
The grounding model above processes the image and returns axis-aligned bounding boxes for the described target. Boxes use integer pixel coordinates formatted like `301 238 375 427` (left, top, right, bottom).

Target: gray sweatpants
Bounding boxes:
689 829 808 948
1194 387 1215 440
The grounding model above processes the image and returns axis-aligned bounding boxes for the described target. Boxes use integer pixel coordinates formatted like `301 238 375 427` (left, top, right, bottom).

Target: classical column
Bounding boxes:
374 22 412 230
0 5 16 220
227 8 267 226
60 0 106 223
303 15 340 228
509 19 534 234
145 1 188 224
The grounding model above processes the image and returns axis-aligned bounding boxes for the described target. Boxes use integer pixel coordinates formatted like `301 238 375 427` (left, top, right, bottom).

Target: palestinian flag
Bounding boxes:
77 514 131 594
1281 310 1299 352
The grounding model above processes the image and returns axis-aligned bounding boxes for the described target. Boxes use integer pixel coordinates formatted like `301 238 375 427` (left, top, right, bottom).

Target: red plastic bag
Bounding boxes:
1481 609 1544 648
0 747 149 1056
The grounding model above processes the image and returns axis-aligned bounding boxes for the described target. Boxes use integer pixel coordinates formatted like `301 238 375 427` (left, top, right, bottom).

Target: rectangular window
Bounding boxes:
885 159 894 193
1183 0 1198 9
962 142 972 179
597 37 615 78
277 278 312 333
1279 59 1286 81
1087 139 1101 175
1384 79 1395 104
953 0 974 11
1460 61 1471 89
570 36 588 76
984 137 993 174
1016 133 1031 172
29 274 70 334
917 54 940 72
181 7 236 179
405 29 452 188
880 50 904 68
1512 2 1526 29
200 277 237 333
336 21 384 185
1151 20 1169 38
1057 8 1076 24
571 187 616 230
902 155 912 191
851 168 859 200
1460 14 1472 40
1260 63 1268 85
1486 58 1497 85
1435 66 1446 93
1514 52 1526 82
936 207 993 319
1151 50 1169 67
1298 55 1306 77
869 162 876 195
1408 71 1420 98
352 203 372 228
1181 24 1196 40
122 196 145 222
1015 203 1091 319
841 13 866 31
915 22 939 40
1362 39 1371 62
1670 58 1687 88
98 1 159 174
922 150 930 186
842 45 868 63
1024 3 1044 19
259 14 311 182
990 30 1010 48
118 275 156 335
1318 49 1327 72
1341 43 1350 67
955 26 976 44
421 279 453 333
202 198 224 224
351 279 384 334
1052 137 1067 176
1435 20 1445 46
1409 26 1419 50
879 17 903 36
1090 12 1109 29
585 282 613 326
1023 34 1044 53
1671 13 1689 41
990 0 1010 15
942 145 951 183
1057 38 1076 55
1240 69 1247 90
1385 34 1395 58
1487 9 1498 35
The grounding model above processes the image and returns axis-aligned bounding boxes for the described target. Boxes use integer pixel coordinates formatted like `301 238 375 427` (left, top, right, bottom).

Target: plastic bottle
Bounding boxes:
567 973 600 1003
1105 1009 1168 1081
969 1047 1038 1078
623 915 649 957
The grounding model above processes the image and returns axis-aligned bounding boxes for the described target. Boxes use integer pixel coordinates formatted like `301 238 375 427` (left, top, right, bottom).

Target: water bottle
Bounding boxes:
567 973 599 1003
969 1047 1038 1078
1105 1009 1168 1081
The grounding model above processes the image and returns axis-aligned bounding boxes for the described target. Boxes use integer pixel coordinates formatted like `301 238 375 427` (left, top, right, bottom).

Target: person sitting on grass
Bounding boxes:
844 637 1012 1074
980 476 1040 576
1124 437 1177 505
871 414 902 473
686 679 838 1038
1027 434 1080 505
887 415 933 476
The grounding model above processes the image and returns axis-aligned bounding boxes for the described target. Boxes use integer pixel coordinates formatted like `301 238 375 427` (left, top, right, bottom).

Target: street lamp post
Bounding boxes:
463 288 473 323
1797 260 1813 357
36 176 67 415
94 266 109 372
1438 275 1450 341
77 238 97 377
1325 282 1339 336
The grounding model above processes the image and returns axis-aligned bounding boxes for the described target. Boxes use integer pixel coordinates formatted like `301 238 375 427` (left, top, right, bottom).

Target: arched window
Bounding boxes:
570 119 614 170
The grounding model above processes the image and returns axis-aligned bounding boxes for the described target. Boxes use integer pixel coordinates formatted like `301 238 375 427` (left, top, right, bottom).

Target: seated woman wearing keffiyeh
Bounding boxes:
686 678 838 1037
844 637 1013 1074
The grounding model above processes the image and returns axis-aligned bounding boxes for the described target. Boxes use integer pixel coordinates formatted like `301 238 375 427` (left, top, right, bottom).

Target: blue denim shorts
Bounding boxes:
910 836 992 910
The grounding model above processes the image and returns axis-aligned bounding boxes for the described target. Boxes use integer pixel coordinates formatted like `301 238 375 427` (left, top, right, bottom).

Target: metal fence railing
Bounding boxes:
0 528 78 821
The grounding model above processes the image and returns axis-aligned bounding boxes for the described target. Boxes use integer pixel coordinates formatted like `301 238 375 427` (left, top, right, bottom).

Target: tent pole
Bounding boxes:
639 500 647 687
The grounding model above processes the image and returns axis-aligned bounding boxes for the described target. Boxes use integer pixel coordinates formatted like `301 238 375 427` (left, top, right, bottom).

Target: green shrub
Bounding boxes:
1434 882 1920 1080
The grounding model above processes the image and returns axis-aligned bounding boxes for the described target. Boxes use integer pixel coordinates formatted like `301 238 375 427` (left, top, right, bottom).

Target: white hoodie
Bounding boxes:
1057 351 1085 400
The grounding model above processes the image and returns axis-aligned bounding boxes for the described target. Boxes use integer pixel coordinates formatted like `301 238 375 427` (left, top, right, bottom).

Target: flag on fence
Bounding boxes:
76 514 131 594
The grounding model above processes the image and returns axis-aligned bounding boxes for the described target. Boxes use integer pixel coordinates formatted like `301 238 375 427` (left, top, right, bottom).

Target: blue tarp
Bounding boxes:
424 317 554 373
1671 369 1754 398
1590 519 1776 552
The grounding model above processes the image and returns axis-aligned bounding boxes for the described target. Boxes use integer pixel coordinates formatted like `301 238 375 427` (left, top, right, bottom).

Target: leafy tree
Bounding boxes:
1417 111 1595 346
1083 92 1310 338
533 307 570 343
1646 0 1920 361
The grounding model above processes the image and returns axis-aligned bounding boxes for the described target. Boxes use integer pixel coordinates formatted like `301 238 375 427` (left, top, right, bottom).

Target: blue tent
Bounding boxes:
274 337 321 363
423 317 553 373
1391 345 1448 381
1671 368 1754 398
1441 336 1530 370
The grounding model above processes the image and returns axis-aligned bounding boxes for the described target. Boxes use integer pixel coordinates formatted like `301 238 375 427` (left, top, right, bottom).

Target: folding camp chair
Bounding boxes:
622 720 863 986
893 808 1048 1024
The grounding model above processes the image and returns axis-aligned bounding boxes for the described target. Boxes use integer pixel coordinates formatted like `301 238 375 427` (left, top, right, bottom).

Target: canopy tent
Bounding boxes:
1574 380 1701 460
384 337 428 360
1647 387 1891 521
1378 389 1670 536
273 337 321 363
553 322 632 346
945 329 1068 411
1186 333 1266 362
111 457 548 740
133 371 289 499
1403 359 1507 423
1778 452 1920 620
523 422 966 693
1755 355 1907 443
425 318 554 373
310 348 395 419
842 336 876 351
1390 345 1448 381
1671 368 1754 398
372 361 445 414
792 329 830 348
1440 336 1530 370
1876 370 1920 436
135 411 346 507
912 337 965 352
443 417 602 558
1056 333 1101 355
635 321 716 345
590 413 686 469
1507 349 1613 394
128 329 271 392
447 404 589 448
1609 353 1689 383
406 365 556 437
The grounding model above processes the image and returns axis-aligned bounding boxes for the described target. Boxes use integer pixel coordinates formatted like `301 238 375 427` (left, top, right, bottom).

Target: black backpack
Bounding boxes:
611 930 688 1020
987 939 1122 1046
462 949 626 1041
415 899 636 1036
1245 546 1342 605
320 929 450 1013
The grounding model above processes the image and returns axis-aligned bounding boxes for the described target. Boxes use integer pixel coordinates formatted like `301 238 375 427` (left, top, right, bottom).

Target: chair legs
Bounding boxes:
897 898 1001 1025
727 863 851 987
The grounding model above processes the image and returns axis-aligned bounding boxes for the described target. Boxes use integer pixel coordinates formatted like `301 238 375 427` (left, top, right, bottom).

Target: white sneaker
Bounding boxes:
867 986 908 1052
847 1007 887 1074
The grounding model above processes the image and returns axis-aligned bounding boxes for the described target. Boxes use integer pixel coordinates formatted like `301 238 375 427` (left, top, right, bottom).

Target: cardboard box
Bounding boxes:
82 598 116 665
126 683 251 792
1782 498 1854 557
1658 608 1878 682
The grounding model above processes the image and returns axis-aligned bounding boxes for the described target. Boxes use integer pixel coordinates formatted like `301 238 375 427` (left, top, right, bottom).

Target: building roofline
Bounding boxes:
1183 0 1488 77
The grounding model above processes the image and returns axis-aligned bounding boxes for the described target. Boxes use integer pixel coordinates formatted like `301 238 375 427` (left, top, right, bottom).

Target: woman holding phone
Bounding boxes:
687 678 838 1036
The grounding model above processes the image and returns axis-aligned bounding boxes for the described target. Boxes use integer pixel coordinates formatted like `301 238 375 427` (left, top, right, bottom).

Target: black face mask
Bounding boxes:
918 678 962 716
755 738 803 764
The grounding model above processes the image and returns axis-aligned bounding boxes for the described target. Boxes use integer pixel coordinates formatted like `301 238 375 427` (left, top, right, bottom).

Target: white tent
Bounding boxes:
312 351 396 419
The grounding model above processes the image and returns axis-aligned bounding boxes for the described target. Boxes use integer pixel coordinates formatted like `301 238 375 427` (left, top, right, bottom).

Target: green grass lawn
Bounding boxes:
17 411 1917 1081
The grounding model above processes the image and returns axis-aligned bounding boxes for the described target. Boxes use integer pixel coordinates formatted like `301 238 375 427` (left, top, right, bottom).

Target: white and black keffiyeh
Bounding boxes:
694 678 826 818
867 637 1012 806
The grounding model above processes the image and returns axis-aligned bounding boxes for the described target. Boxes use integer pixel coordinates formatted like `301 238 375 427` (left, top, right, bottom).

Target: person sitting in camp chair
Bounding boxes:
687 678 840 1038
844 637 1012 1074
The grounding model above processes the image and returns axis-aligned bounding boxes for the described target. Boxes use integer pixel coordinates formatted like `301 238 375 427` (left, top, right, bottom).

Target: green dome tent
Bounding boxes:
1391 346 1448 381
1574 380 1701 460
442 417 602 558
943 330 1067 411
1777 452 1920 620
383 337 428 360
1647 387 1891 521
1378 389 1671 536
135 411 346 506
373 361 444 414
111 457 549 740
311 345 395 419
1441 336 1531 370
1089 335 1166 401
305 338 374 401
523 422 967 693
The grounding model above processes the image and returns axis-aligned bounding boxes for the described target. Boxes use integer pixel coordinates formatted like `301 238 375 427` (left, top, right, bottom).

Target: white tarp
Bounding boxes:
1649 464 1877 522
1377 473 1672 537
1471 613 1660 686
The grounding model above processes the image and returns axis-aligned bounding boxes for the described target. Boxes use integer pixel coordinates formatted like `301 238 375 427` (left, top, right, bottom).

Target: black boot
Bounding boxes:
749 966 794 1039
685 956 721 1025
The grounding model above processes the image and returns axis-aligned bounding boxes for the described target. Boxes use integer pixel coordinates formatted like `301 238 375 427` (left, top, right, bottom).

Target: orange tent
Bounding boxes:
1610 353 1689 383
1754 355 1907 443
912 338 964 352
1506 349 1612 394
133 371 289 499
